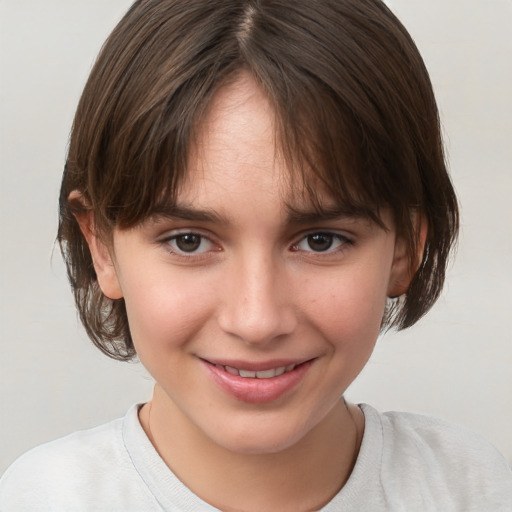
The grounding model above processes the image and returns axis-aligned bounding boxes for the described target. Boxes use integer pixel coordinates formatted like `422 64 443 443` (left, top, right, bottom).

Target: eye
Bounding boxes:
165 233 216 254
293 232 349 253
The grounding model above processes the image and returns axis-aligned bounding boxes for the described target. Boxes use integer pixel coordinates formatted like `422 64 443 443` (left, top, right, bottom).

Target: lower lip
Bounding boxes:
203 360 313 404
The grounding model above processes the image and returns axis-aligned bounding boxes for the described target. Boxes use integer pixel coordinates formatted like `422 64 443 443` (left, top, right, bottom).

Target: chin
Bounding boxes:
210 417 312 456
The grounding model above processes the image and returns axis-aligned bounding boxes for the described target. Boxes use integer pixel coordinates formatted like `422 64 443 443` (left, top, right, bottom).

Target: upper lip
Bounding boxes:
200 357 314 372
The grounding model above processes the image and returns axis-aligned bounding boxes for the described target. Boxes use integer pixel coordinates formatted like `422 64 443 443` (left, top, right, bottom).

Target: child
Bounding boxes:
1 0 511 510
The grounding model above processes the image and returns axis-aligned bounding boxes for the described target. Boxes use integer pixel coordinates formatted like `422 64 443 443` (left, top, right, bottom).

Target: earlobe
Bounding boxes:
388 217 427 298
70 192 123 300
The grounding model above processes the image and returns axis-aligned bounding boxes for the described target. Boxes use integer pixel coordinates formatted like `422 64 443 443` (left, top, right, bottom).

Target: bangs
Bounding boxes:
81 65 243 232
84 70 389 233
269 81 392 230
96 66 395 232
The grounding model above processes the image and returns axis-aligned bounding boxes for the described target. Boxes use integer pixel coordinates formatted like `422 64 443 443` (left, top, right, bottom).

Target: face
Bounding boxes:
90 73 410 455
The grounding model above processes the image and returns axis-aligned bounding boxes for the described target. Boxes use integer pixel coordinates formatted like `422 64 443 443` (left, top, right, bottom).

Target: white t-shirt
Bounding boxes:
1 404 511 511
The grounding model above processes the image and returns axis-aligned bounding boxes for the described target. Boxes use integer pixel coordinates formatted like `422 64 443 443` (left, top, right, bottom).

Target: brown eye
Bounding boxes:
306 233 334 252
163 232 218 258
174 234 202 252
293 232 349 254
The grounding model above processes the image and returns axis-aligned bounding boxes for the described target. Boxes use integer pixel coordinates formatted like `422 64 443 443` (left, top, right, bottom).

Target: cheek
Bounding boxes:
121 269 217 355
302 263 390 347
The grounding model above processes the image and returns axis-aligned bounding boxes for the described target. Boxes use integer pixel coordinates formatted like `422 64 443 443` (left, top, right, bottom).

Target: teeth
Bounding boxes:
222 364 297 379
239 369 257 378
255 368 277 379
225 365 239 376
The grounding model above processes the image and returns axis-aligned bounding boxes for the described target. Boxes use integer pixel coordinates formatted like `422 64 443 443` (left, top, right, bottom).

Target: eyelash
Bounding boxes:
159 230 352 259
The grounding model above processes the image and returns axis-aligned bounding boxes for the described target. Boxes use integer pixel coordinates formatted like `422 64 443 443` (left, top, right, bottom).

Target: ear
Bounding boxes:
387 216 427 298
70 192 123 300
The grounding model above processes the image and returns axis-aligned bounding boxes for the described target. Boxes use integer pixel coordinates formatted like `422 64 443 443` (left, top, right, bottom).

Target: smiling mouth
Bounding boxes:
203 359 314 403
213 364 298 379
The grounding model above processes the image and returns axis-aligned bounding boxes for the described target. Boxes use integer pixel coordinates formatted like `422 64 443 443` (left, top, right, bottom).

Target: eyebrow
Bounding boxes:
285 204 374 225
149 202 377 226
150 204 229 224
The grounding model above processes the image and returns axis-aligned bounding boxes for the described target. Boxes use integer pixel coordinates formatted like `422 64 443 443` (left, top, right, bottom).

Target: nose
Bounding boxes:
217 252 298 346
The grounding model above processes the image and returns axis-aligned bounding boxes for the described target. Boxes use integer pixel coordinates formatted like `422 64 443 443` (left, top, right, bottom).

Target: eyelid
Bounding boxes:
157 226 216 242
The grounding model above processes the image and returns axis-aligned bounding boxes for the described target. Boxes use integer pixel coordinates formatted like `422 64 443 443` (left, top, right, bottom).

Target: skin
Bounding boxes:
78 72 414 512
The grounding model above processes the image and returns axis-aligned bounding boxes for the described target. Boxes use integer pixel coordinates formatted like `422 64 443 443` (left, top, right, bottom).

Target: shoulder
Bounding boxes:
360 404 512 509
0 417 124 509
0 406 158 511
377 407 509 470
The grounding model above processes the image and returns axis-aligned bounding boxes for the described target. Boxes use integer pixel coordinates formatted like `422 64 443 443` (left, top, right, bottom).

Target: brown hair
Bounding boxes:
58 0 459 361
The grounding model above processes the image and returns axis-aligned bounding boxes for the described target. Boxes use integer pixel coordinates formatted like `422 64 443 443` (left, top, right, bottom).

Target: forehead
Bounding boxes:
176 73 333 214
187 73 277 182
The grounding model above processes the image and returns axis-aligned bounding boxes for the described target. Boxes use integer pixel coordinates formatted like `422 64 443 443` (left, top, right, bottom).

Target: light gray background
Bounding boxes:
1 0 511 474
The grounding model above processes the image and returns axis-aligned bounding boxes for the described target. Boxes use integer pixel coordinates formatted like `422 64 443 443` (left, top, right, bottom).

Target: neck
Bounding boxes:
139 387 364 512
